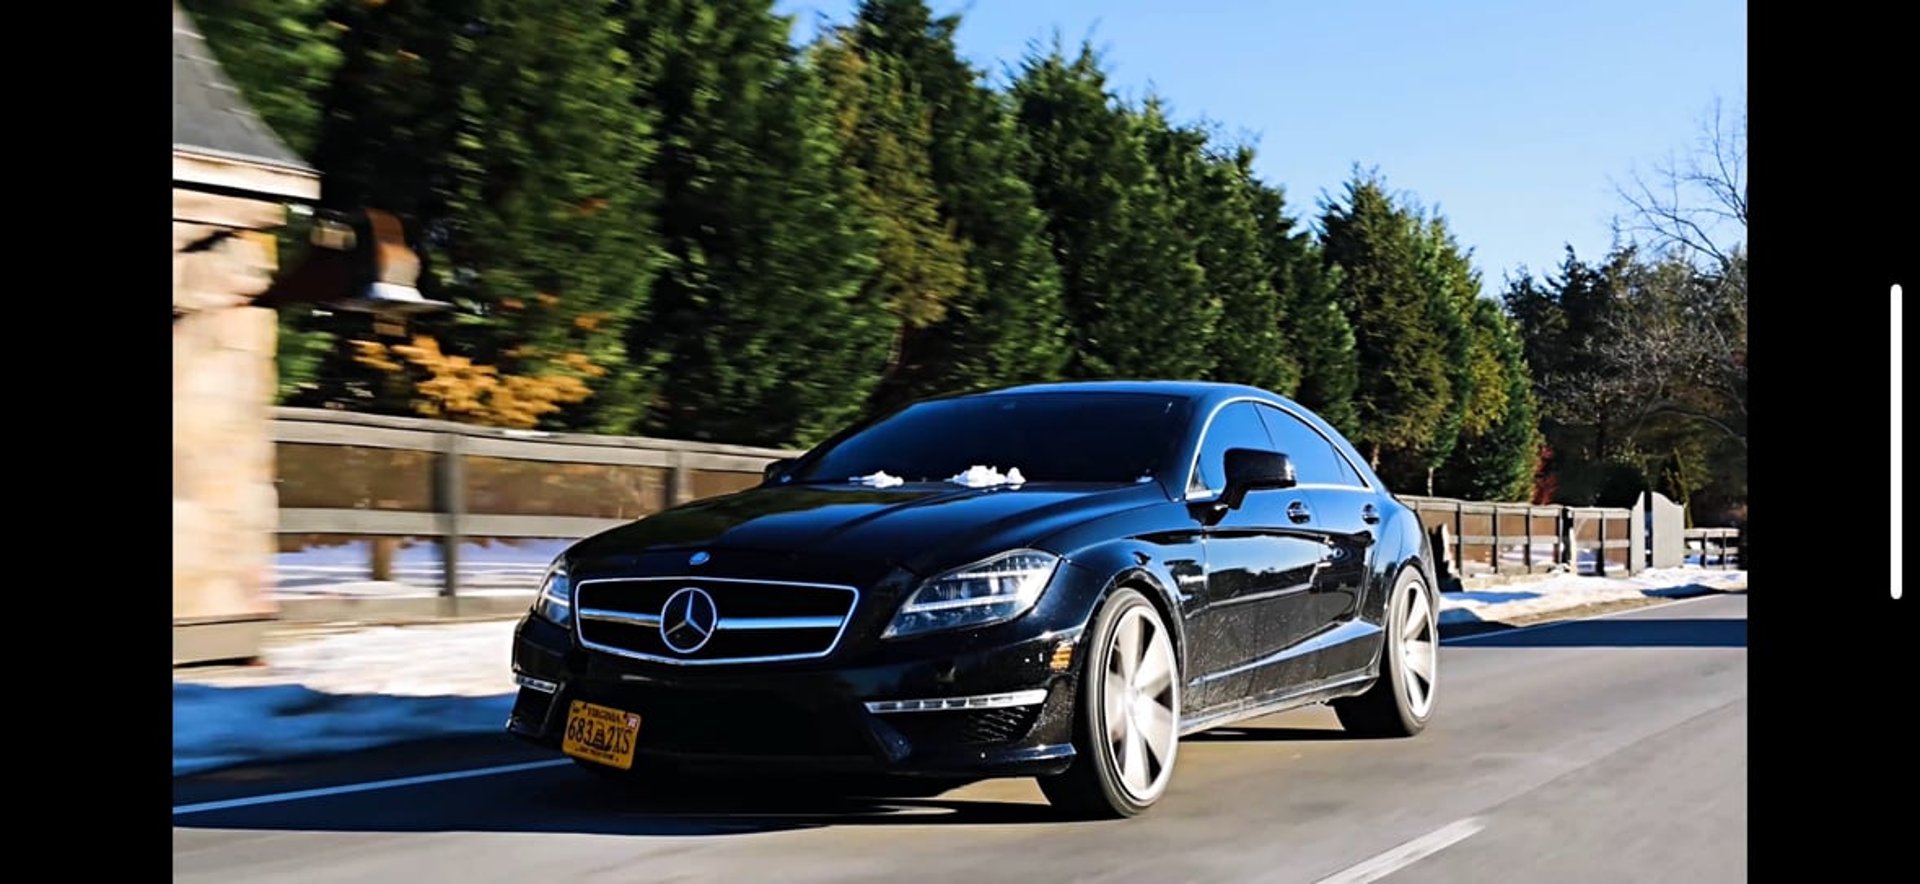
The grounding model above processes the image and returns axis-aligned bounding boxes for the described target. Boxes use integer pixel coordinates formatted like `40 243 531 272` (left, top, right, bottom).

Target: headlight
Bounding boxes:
533 560 572 626
883 550 1060 639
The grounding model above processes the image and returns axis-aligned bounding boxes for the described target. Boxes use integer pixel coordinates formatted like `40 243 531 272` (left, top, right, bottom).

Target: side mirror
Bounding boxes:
762 458 795 483
1221 448 1296 510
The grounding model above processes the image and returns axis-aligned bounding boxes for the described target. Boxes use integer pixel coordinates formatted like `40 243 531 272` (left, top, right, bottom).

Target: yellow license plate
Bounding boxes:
561 700 642 770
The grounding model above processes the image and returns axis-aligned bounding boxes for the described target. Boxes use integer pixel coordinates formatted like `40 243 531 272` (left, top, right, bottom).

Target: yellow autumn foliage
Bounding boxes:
350 339 403 373
352 335 598 429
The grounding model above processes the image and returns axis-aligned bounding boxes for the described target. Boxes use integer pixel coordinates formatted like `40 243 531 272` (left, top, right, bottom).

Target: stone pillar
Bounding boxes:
173 205 283 664
173 305 278 606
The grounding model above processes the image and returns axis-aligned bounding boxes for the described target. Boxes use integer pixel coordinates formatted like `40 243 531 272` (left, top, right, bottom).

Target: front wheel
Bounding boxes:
1333 566 1438 737
1038 587 1182 818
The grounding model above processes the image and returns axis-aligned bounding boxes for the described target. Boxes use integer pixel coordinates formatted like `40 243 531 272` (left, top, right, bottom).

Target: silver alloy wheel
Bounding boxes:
1102 605 1180 803
1400 582 1437 718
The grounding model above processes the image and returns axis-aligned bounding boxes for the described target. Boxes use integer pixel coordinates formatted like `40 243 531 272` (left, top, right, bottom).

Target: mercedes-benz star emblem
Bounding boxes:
688 551 710 566
659 587 718 654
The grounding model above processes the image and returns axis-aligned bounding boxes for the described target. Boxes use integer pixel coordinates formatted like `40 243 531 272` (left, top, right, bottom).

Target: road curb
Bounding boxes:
1437 586 1743 640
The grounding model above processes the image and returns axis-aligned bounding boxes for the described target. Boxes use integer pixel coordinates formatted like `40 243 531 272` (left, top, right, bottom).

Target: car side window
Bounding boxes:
1329 449 1365 486
1191 402 1275 495
1256 405 1362 487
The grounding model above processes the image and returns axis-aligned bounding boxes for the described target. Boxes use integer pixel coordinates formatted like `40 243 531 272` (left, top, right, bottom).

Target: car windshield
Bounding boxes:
791 392 1193 485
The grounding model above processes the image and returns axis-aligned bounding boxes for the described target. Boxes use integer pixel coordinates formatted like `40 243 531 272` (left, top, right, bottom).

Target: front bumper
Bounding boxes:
507 613 1084 777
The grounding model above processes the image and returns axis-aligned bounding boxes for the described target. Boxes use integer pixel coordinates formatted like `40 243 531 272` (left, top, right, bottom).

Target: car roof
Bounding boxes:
973 379 1273 401
853 380 1380 493
958 380 1374 486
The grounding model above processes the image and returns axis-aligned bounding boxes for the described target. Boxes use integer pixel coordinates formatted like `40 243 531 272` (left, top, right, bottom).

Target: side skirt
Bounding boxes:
1189 617 1382 689
1177 670 1376 737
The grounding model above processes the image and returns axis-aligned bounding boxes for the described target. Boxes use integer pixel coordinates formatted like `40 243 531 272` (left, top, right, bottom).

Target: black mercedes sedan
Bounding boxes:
508 381 1439 817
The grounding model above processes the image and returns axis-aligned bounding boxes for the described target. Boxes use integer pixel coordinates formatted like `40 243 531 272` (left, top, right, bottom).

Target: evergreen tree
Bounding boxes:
1318 173 1453 486
621 0 886 446
1204 149 1294 392
1138 110 1292 392
189 0 1580 504
812 33 970 398
179 0 344 158
1437 298 1541 501
848 0 1068 404
1013 45 1217 379
1502 246 1635 496
296 0 660 430
1251 179 1356 432
1503 245 1709 506
1410 214 1482 494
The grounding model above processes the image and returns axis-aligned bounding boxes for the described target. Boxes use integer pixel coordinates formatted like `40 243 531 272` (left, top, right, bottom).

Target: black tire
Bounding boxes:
1037 587 1181 819
1333 566 1438 737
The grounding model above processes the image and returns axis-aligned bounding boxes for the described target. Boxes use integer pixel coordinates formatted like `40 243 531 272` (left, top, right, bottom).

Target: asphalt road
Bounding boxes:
174 594 1747 883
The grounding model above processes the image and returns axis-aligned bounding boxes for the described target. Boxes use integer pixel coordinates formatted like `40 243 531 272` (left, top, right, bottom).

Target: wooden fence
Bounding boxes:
269 408 1742 601
1397 496 1652 581
1398 497 1567 578
1683 527 1743 569
272 408 799 599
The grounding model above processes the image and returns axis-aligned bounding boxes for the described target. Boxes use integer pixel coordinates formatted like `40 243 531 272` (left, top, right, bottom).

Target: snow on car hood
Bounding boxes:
946 465 1026 487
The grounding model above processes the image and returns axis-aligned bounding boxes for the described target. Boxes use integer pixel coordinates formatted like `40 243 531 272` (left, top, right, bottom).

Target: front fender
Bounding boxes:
1054 542 1197 681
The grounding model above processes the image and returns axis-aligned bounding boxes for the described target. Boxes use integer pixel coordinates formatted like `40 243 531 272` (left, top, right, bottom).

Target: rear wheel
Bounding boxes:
1333 566 1437 737
1038 587 1181 818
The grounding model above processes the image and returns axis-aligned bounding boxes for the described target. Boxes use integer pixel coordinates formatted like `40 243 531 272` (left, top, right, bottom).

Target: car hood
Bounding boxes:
566 481 1165 576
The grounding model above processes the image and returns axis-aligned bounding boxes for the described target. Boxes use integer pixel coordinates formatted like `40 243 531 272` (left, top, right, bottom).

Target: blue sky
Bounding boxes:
778 0 1746 294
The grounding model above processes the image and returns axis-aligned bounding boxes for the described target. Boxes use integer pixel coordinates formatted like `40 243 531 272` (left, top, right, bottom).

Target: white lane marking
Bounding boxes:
173 758 573 816
1442 592 1733 645
1314 816 1486 884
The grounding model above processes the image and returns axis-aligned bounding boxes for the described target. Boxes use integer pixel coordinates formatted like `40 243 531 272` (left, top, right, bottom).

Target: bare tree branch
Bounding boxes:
1610 96 1746 274
1642 403 1746 450
1591 253 1746 456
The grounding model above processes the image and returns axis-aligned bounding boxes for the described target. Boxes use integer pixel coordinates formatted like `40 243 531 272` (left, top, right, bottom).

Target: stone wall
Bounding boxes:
173 196 283 656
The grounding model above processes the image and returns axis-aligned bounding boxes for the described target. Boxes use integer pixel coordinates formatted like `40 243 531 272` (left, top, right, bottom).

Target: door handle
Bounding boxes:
1287 500 1312 524
1361 504 1381 525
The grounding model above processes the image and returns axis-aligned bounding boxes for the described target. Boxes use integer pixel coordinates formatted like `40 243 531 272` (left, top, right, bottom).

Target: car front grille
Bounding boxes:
575 576 858 665
882 705 1044 747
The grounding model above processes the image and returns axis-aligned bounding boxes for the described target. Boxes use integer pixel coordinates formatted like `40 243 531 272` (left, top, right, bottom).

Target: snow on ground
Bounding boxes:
174 567 1746 775
185 620 522 697
1438 566 1747 626
274 537 570 595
